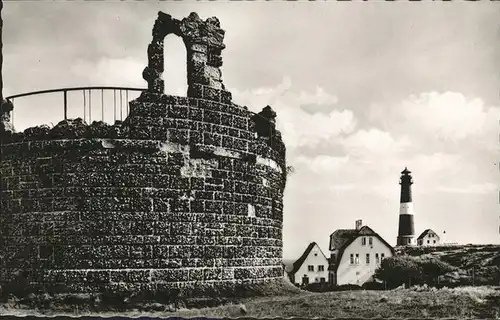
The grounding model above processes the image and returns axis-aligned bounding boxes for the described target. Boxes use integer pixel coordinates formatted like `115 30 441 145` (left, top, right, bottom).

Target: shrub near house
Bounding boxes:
374 255 460 289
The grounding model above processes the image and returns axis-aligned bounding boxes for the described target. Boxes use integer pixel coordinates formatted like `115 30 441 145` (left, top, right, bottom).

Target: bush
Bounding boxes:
300 283 365 292
374 256 422 289
418 255 458 283
333 284 363 291
362 280 385 290
374 255 460 289
304 282 331 292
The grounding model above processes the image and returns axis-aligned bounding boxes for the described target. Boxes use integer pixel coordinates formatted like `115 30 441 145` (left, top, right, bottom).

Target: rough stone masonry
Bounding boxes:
0 12 287 296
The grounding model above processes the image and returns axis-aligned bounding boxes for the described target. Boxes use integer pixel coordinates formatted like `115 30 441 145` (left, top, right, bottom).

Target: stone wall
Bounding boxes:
0 12 287 296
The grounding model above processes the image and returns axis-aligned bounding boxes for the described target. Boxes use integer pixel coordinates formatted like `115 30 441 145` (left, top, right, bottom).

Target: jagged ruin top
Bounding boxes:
143 12 227 94
0 10 284 159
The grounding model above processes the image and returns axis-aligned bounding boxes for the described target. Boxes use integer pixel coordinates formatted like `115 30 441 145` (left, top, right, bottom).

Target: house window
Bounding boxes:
308 265 314 272
320 277 326 283
314 252 318 257
302 275 309 285
375 253 380 264
355 253 359 264
318 265 324 272
433 240 436 244
366 253 370 264
350 254 354 264
369 237 373 245
427 240 430 244
381 253 385 261
361 237 366 246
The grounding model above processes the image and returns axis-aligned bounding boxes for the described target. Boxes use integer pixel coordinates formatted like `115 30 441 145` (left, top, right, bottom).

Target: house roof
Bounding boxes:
289 242 328 275
328 225 395 272
417 229 438 240
329 229 358 251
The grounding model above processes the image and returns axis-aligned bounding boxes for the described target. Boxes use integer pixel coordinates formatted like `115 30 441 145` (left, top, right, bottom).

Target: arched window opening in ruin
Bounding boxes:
163 35 188 96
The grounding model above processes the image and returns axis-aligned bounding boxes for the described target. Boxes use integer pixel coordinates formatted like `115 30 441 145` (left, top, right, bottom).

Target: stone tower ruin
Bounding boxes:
0 12 287 296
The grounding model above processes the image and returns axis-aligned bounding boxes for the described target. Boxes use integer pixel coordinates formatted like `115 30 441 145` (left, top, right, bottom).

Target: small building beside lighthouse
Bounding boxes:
397 167 416 246
417 229 441 246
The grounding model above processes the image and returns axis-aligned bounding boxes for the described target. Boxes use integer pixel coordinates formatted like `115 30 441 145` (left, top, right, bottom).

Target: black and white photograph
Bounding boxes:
0 0 499 319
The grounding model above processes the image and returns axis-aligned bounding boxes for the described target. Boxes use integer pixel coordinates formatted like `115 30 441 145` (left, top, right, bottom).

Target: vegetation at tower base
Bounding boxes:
395 244 500 287
374 245 500 290
373 255 459 289
0 11 292 306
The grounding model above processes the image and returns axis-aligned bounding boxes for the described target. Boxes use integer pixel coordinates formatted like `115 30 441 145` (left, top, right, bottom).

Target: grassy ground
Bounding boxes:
1 285 499 319
164 286 500 319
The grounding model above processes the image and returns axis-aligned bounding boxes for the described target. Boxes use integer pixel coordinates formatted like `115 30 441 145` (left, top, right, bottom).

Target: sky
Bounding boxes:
2 1 500 260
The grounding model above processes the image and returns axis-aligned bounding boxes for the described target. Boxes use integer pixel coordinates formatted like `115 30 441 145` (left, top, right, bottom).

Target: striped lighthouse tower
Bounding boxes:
397 167 415 246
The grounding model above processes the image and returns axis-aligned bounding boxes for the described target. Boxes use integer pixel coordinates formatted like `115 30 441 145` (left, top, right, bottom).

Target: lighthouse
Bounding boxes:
397 167 415 246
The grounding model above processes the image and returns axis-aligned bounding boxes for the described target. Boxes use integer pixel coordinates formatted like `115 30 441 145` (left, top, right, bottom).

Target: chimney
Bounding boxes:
355 219 362 230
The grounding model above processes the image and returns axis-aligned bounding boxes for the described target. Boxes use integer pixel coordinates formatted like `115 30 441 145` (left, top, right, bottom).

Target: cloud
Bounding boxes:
340 128 411 159
380 91 499 143
295 155 350 174
298 87 338 106
69 45 191 97
435 183 497 195
232 79 496 206
71 57 147 88
232 83 496 202
328 183 358 191
231 77 357 150
411 153 463 175
279 110 357 149
403 92 490 140
229 76 292 111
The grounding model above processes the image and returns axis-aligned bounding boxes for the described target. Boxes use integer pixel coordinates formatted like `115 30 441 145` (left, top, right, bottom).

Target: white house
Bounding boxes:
287 242 329 286
328 219 395 286
417 229 441 246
